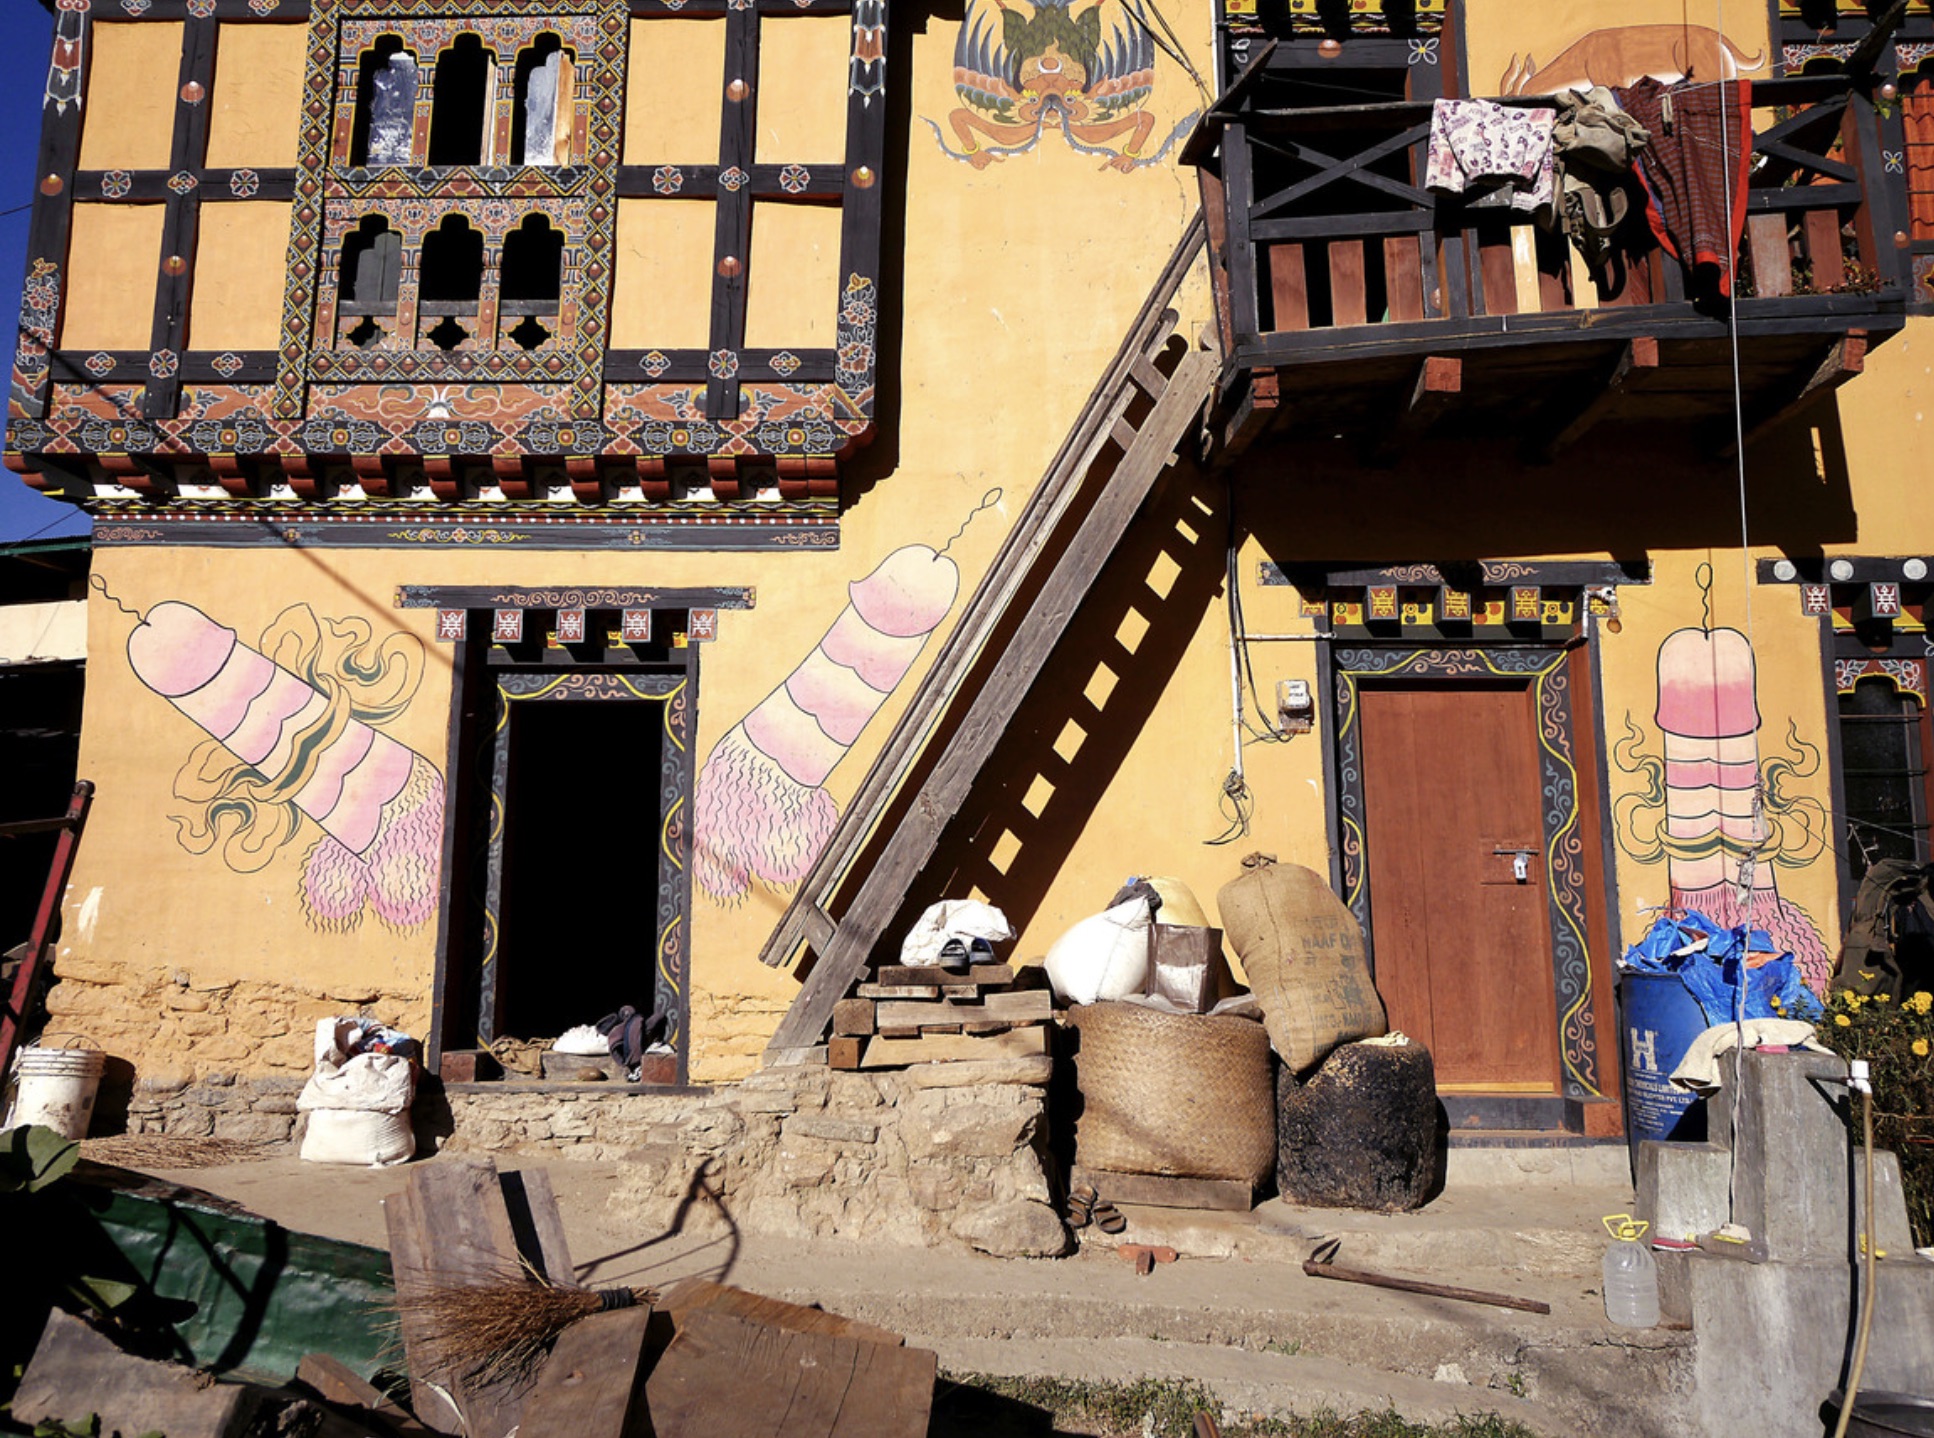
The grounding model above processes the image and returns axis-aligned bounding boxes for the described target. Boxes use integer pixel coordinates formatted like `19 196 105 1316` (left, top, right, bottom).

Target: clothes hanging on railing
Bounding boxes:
1425 99 1557 224
1613 76 1753 298
1552 86 1651 271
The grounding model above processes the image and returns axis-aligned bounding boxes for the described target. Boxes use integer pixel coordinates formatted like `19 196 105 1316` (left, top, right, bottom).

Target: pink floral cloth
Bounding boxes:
1426 99 1557 221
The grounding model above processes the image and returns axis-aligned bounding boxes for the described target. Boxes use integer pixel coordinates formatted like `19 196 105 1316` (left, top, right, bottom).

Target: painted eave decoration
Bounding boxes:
5 0 892 546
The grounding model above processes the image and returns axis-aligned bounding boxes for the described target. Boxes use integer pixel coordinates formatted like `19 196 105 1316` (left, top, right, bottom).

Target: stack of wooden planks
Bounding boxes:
828 962 1055 1070
383 1158 935 1438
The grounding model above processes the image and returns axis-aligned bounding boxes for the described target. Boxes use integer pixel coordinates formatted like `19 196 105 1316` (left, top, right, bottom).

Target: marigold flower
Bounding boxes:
1835 1014 1852 1027
1914 1038 1930 1057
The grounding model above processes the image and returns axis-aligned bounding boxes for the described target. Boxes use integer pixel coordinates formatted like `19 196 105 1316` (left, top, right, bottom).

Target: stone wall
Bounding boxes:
123 1072 305 1144
442 1057 1070 1257
43 954 423 1079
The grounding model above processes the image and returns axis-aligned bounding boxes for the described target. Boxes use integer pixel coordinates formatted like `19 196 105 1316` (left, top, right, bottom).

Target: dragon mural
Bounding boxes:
926 0 1197 172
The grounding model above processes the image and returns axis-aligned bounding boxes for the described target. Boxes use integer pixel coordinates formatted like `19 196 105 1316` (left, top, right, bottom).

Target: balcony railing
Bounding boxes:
1191 74 1908 401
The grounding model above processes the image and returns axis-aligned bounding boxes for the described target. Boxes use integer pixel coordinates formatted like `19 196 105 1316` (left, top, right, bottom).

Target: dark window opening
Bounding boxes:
350 37 417 167
419 214 484 306
339 215 401 313
493 699 666 1040
428 34 494 168
1840 676 1933 882
511 34 571 166
500 214 563 310
507 314 551 350
426 314 471 350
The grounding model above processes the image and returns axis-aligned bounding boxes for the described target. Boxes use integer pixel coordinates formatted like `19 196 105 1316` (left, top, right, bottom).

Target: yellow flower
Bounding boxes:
1910 992 1933 1015
1849 995 1865 1010
1875 993 1891 1004
1841 990 1858 1004
1914 1039 1930 1057
1835 1014 1852 1027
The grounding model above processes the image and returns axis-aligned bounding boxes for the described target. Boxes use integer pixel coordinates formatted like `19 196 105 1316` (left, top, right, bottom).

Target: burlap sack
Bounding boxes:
1215 855 1385 1075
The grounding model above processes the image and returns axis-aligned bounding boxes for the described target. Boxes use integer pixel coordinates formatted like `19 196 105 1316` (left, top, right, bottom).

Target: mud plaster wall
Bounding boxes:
54 1 1218 1086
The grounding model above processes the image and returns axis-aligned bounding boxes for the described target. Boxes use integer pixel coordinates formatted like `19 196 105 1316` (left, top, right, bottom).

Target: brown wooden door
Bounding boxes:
1357 682 1560 1094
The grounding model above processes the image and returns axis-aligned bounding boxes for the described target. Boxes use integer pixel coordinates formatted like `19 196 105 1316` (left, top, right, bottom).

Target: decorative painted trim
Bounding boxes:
1836 656 1930 702
91 511 837 550
397 583 755 609
1263 560 1650 588
479 666 695 1079
1331 646 1603 1100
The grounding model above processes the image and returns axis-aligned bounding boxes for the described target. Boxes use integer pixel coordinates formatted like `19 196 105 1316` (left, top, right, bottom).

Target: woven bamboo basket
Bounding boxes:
1070 1001 1275 1184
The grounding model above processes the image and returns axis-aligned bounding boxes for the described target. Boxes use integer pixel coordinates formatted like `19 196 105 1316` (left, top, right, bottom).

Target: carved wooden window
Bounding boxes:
500 214 564 350
511 33 574 167
338 215 402 348
418 214 484 350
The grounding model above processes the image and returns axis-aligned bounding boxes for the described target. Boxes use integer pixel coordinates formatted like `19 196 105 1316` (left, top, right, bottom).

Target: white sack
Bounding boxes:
899 899 1015 967
1043 898 1153 1005
298 1051 415 1115
299 1106 415 1167
553 1024 608 1055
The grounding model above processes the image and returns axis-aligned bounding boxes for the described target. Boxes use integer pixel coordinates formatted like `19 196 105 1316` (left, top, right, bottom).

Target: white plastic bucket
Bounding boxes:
5 1046 106 1139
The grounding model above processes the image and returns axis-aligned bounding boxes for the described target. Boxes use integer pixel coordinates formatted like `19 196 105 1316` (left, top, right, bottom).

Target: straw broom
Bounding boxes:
390 1273 659 1386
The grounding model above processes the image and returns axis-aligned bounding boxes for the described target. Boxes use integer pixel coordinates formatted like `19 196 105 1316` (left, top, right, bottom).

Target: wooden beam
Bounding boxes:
1365 354 1460 466
1534 337 1659 462
1728 331 1868 456
1220 367 1279 459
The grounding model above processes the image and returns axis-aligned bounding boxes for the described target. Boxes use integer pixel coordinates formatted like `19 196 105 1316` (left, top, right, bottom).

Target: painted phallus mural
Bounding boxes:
121 594 446 934
694 544 961 903
926 0 1199 171
1613 624 1833 991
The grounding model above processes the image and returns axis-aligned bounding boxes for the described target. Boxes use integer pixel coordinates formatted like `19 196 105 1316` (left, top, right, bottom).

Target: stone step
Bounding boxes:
926 1335 1572 1436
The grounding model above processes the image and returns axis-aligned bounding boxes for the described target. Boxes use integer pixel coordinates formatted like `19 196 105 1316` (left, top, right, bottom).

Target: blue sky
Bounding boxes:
2 0 90 545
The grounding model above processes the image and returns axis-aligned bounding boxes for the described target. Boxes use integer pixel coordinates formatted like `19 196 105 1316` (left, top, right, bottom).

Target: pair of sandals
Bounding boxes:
1067 1180 1126 1234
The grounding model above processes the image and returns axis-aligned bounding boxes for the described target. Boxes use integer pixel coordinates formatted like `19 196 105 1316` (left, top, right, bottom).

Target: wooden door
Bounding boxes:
1357 682 1560 1094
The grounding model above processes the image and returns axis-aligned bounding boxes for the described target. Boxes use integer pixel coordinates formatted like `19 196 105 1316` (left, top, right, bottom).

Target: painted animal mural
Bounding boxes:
694 544 961 903
926 0 1197 171
1613 625 1833 991
1501 24 1765 96
124 597 445 934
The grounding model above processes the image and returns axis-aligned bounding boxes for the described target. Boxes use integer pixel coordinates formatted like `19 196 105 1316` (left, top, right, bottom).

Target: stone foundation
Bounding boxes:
442 1059 1069 1257
123 1072 306 1145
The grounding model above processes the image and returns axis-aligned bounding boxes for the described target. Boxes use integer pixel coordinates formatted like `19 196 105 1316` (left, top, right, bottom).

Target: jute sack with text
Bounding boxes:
1215 854 1385 1076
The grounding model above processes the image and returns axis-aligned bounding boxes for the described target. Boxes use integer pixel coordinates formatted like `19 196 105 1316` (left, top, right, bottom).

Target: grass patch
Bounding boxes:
931 1373 1538 1438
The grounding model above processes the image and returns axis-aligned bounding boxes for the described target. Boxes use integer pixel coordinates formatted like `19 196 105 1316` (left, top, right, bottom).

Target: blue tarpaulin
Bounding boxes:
1619 911 1822 1027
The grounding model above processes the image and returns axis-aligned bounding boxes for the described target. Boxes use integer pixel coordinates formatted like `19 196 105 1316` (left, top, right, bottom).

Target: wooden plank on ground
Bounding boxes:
874 962 1014 987
660 1278 906 1347
502 1167 574 1283
980 989 1053 1021
516 1307 651 1436
859 1026 1049 1068
829 1035 864 1069
855 983 940 999
1072 1165 1257 1212
14 1309 261 1438
646 1309 935 1438
296 1353 437 1433
383 1159 531 1437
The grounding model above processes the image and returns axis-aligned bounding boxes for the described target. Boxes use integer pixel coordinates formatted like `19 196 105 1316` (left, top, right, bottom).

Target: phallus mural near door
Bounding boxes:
1612 624 1833 991
115 591 446 935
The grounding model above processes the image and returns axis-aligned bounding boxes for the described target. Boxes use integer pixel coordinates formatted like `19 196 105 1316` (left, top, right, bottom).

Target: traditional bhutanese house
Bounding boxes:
6 0 1934 1234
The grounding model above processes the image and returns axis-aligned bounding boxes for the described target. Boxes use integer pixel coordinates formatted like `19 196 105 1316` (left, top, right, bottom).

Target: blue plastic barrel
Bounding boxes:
1620 971 1711 1162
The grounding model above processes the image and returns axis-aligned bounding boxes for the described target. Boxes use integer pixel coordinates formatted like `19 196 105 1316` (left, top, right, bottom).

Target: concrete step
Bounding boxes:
926 1335 1570 1436
1062 1181 1636 1279
756 1250 1695 1438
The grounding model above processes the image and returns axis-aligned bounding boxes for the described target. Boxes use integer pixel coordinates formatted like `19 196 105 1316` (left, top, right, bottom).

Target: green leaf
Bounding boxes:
64 1275 140 1312
0 1125 80 1193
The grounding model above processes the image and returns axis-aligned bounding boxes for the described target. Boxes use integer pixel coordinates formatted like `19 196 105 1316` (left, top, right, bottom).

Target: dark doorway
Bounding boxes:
493 699 665 1040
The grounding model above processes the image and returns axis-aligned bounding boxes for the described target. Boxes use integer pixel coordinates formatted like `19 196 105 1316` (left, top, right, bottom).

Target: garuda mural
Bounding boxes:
926 0 1197 171
120 595 445 935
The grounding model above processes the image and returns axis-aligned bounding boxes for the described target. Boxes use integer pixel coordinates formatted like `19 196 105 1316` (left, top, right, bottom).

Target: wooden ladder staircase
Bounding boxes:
759 214 1217 1065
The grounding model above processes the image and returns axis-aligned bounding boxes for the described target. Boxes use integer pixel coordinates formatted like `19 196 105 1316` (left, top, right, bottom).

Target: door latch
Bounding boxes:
1493 846 1536 883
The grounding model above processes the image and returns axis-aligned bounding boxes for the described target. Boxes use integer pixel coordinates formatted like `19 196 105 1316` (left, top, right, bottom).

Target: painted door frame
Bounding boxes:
476 668 696 1081
1328 644 1606 1106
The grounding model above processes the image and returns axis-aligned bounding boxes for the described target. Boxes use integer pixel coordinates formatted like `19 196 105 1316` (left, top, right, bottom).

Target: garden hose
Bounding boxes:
1830 1060 1878 1438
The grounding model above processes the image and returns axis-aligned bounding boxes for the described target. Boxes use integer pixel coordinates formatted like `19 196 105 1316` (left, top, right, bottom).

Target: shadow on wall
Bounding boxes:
1235 401 1856 563
879 451 1229 946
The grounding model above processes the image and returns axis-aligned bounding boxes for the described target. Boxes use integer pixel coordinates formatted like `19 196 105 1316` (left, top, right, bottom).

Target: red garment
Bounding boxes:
1614 77 1753 298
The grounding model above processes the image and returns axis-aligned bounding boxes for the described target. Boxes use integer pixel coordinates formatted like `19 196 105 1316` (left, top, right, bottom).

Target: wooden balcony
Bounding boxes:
1187 73 1909 462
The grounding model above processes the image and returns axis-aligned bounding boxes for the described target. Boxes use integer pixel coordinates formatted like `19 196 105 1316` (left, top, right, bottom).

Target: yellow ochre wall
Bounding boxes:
51 1 1934 1087
57 0 1217 1083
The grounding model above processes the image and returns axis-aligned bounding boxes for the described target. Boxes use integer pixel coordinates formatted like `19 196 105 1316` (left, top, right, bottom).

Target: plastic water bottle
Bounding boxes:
1602 1215 1660 1329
